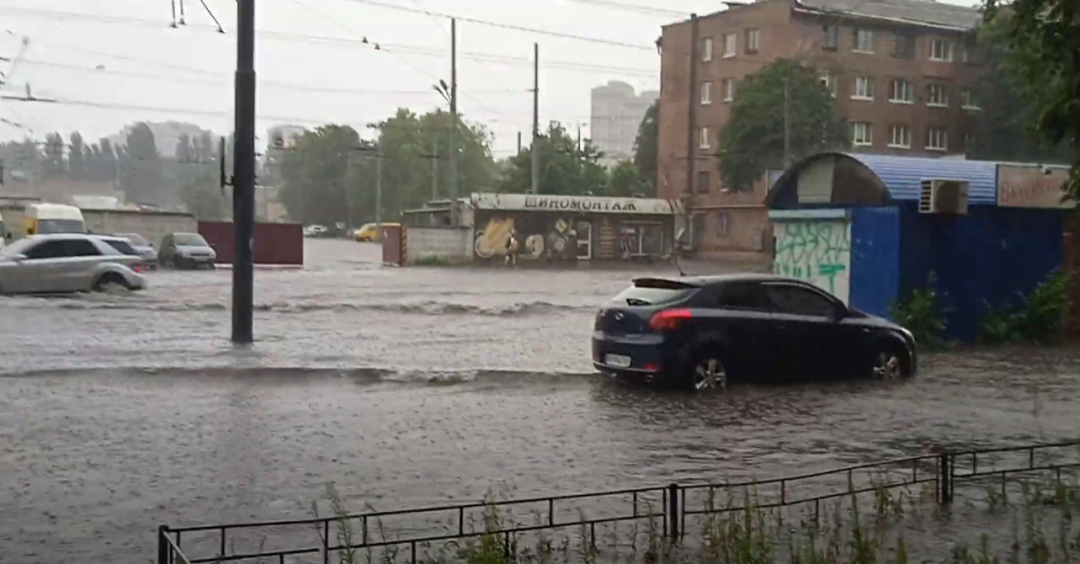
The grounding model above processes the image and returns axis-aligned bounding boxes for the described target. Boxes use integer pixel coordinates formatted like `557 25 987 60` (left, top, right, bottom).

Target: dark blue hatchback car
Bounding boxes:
592 274 916 390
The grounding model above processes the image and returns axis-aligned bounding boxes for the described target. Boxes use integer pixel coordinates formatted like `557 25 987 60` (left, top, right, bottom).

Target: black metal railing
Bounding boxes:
157 440 1080 564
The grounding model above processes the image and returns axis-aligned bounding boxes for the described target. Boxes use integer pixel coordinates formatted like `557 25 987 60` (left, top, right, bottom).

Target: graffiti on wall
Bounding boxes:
773 220 852 303
474 215 579 261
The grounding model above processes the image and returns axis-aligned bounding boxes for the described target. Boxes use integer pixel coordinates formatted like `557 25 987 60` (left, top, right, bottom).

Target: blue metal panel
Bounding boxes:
849 207 900 318
846 153 998 206
897 204 1065 341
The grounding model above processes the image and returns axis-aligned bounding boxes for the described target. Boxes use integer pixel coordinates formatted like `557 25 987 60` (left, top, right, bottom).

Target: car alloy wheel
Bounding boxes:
693 358 727 391
872 351 903 380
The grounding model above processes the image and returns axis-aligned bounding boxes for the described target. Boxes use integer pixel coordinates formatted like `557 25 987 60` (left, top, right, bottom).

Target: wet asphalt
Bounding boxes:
1 239 1079 563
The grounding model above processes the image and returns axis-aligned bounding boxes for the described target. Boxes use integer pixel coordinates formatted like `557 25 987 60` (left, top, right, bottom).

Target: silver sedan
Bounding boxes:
0 234 148 295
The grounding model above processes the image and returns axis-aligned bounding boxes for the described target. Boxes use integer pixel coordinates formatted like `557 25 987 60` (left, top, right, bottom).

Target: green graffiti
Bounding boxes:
773 221 851 296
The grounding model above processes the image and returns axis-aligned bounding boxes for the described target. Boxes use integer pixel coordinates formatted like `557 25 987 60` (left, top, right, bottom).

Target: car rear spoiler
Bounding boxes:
631 277 700 290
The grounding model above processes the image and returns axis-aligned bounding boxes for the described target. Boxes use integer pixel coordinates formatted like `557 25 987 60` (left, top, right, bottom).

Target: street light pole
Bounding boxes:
449 17 459 226
232 0 256 345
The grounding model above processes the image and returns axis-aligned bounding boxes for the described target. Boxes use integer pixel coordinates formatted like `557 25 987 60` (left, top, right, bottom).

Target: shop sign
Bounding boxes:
997 165 1073 209
471 193 680 215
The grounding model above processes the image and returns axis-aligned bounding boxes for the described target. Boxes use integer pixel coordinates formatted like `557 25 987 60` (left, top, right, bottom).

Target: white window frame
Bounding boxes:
927 128 948 151
819 72 836 97
702 37 713 62
723 78 736 102
854 28 874 53
852 122 873 147
852 76 874 100
889 78 913 104
700 81 712 105
746 28 761 53
700 126 711 150
927 83 948 107
888 124 911 149
723 33 737 58
961 88 980 111
930 38 953 62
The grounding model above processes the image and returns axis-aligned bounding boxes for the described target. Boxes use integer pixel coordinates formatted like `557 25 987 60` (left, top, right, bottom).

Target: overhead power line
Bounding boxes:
334 0 655 50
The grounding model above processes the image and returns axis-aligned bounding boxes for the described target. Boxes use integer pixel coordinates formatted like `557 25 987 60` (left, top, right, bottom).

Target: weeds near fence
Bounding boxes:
979 270 1071 344
891 273 948 349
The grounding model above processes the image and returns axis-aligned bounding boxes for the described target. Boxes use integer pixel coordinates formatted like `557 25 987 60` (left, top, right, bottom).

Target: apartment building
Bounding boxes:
591 81 660 167
656 0 983 262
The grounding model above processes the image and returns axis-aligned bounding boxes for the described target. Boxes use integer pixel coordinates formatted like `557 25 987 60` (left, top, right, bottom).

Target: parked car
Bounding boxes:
114 232 158 268
354 223 379 242
159 232 217 269
303 225 329 238
592 274 916 390
0 234 148 294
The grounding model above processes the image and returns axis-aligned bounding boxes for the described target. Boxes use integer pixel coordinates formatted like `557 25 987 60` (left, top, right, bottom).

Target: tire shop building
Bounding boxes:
470 193 684 263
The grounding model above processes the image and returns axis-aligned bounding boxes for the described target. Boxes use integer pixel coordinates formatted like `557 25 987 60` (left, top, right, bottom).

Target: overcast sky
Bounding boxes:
0 0 974 157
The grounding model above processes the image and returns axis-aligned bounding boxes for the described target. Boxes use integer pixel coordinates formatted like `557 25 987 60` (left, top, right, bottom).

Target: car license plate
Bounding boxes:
605 354 631 368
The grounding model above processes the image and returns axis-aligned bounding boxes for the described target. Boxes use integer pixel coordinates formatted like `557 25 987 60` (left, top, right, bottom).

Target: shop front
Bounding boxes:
470 193 682 263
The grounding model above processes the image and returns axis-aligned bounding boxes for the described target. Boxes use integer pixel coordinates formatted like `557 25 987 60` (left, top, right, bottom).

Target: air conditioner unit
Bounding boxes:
919 178 970 214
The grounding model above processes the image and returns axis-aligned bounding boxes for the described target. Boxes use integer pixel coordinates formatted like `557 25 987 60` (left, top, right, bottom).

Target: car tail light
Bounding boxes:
649 308 693 332
133 265 146 273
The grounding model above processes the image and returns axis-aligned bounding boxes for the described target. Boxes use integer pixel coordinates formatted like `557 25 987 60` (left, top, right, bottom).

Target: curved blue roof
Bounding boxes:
846 153 998 205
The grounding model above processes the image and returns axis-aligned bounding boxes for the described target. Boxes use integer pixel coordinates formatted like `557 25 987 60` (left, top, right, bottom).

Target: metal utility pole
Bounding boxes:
783 76 791 168
685 13 699 196
517 131 522 154
232 0 256 345
431 139 439 201
375 154 383 241
531 42 540 194
576 123 582 152
449 18 459 227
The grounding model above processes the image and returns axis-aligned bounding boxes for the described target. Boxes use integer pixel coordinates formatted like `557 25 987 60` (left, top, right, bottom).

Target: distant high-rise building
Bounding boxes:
590 81 659 167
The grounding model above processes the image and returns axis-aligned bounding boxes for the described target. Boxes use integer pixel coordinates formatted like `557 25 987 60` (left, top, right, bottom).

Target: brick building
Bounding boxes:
656 0 983 262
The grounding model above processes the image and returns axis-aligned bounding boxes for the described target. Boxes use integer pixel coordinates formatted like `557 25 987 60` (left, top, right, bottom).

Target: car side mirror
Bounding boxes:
831 304 848 321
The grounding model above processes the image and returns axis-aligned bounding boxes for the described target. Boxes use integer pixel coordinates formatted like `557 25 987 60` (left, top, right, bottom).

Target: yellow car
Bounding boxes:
354 223 379 242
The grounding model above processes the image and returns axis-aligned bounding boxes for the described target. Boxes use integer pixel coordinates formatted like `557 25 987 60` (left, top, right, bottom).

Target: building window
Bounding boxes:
927 127 948 151
889 78 913 103
819 72 836 97
930 38 953 61
964 132 976 152
716 211 731 236
700 126 711 150
823 24 838 50
927 83 948 106
889 124 911 148
854 28 874 53
696 170 710 194
893 33 916 59
723 78 736 102
723 33 737 58
961 88 979 110
745 28 761 53
701 81 712 105
702 37 713 62
852 76 874 100
852 122 873 146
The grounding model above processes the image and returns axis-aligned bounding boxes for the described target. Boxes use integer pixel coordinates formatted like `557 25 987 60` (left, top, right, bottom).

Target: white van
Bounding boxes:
24 203 86 236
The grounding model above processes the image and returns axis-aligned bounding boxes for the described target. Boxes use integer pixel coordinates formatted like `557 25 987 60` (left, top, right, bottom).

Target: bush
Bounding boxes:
979 270 1071 344
890 273 947 349
415 254 454 267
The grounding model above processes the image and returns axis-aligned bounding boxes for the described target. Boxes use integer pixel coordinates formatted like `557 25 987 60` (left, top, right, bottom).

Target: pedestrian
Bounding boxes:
505 229 519 267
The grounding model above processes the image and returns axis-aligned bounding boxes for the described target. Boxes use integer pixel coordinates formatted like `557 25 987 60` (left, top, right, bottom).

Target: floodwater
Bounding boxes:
1 239 1079 563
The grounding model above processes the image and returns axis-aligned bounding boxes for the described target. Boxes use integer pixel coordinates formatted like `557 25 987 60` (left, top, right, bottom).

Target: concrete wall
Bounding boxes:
405 227 472 265
83 210 197 248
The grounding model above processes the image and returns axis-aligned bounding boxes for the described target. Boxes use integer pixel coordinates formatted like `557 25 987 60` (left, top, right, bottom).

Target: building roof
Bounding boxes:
846 153 997 204
794 0 982 31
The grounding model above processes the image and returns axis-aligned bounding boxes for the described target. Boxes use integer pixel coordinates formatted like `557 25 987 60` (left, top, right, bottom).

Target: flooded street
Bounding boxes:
2 239 1080 563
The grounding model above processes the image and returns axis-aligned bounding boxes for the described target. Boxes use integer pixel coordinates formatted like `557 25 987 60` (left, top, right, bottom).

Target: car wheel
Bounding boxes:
871 346 910 380
94 273 129 292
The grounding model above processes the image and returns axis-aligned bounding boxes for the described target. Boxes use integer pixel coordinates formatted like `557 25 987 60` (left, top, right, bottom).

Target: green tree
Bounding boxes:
632 100 659 195
278 125 368 226
718 59 848 191
980 2 1077 193
68 132 86 180
121 123 164 204
968 16 1072 163
43 132 65 178
605 159 649 197
180 167 230 220
498 121 608 196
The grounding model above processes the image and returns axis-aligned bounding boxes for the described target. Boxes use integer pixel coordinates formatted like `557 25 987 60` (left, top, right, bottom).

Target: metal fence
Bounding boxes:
157 440 1080 564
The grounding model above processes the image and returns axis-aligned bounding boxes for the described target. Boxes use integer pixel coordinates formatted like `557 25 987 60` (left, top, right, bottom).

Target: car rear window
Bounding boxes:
104 239 140 256
613 279 697 306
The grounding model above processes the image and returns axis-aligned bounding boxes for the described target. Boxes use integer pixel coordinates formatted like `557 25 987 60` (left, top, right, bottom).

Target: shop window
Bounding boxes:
696 170 711 194
619 223 665 258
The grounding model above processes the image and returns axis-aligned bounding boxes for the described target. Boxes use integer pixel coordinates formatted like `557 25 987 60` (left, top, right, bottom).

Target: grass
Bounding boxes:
293 472 1080 564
